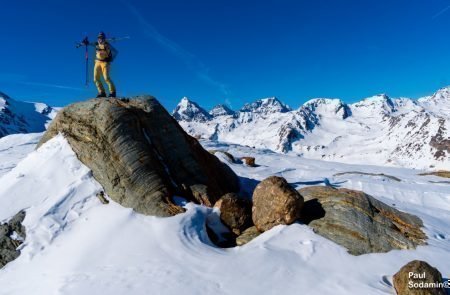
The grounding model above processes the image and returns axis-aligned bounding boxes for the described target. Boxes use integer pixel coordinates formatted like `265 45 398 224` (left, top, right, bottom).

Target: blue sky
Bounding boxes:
2 0 450 111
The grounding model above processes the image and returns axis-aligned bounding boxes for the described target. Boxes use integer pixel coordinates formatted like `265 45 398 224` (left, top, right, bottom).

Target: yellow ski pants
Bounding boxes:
94 61 116 94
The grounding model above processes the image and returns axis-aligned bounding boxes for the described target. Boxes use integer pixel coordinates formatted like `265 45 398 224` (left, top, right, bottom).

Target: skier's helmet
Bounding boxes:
98 32 106 39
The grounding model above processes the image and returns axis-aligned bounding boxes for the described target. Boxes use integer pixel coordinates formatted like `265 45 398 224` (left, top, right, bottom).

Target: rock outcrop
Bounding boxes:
299 186 427 255
252 176 304 232
37 96 239 217
393 260 446 295
236 226 261 246
419 170 450 179
214 193 252 235
0 211 26 268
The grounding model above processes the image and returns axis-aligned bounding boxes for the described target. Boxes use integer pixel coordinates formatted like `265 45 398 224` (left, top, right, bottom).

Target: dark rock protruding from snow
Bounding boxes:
172 97 211 122
214 193 252 235
236 226 261 246
38 96 240 217
0 211 26 268
393 260 446 295
299 186 427 255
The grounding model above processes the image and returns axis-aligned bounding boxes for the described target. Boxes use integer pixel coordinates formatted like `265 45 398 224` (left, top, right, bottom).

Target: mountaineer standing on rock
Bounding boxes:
81 32 117 98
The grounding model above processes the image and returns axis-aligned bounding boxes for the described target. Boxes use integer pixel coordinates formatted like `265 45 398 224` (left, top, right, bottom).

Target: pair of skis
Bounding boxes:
76 36 130 86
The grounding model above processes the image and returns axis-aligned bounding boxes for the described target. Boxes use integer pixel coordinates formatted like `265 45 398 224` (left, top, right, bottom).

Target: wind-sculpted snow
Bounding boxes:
173 87 450 170
0 132 42 177
0 136 449 294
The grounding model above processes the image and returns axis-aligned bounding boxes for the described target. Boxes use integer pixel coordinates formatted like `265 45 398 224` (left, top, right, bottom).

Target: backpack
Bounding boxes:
96 42 118 62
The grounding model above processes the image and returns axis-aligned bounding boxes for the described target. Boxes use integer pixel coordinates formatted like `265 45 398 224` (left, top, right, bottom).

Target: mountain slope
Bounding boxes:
0 92 56 137
173 87 450 169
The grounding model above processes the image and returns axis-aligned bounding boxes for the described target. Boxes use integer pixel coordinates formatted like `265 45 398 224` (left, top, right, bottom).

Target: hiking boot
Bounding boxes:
108 92 116 98
96 92 106 98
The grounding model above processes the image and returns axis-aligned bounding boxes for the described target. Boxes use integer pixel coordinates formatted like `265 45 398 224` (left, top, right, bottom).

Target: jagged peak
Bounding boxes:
434 85 450 94
361 93 391 102
425 86 450 101
303 98 351 119
417 86 450 115
209 104 235 117
351 93 396 114
304 97 345 106
172 97 211 122
240 97 291 113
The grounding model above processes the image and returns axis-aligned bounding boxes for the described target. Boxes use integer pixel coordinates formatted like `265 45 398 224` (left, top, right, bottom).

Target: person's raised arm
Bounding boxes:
82 37 96 47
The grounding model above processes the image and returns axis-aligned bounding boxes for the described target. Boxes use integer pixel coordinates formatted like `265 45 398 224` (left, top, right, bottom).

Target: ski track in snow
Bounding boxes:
0 134 449 294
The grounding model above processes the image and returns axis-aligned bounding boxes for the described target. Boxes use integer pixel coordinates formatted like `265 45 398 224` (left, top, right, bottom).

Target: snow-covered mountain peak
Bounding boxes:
172 97 211 122
303 98 351 119
240 97 291 114
0 91 56 137
209 104 235 117
431 86 450 98
351 93 396 116
418 86 450 116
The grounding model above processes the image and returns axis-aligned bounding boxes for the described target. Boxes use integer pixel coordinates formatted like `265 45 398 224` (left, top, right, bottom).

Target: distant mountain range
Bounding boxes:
0 92 56 137
173 87 450 170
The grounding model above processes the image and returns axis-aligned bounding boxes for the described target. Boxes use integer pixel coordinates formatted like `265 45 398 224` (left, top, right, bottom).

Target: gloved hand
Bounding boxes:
82 37 89 45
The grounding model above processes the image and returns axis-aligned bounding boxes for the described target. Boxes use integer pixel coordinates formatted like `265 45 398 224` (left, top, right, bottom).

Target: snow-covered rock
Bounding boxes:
0 91 55 137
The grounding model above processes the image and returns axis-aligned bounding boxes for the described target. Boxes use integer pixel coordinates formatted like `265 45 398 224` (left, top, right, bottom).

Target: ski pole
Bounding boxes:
76 37 90 86
84 42 89 86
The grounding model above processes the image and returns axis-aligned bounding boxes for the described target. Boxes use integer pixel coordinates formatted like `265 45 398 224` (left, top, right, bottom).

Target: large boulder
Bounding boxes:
252 176 304 232
299 186 427 255
214 193 252 235
37 96 239 217
393 260 446 295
